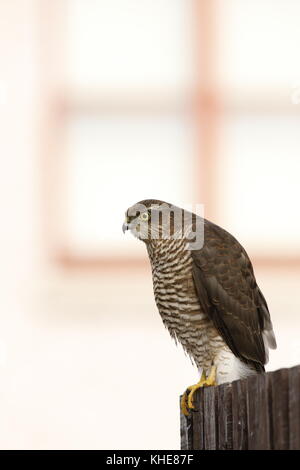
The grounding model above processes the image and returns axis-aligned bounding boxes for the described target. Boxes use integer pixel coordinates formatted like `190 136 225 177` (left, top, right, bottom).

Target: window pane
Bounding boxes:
66 0 195 92
216 113 300 256
65 113 196 257
216 0 300 92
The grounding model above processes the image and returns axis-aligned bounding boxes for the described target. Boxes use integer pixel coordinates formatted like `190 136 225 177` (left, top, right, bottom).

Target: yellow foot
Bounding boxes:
181 366 217 416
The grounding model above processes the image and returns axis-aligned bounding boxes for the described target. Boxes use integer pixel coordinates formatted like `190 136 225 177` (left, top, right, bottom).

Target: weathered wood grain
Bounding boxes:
288 366 300 450
232 378 248 450
203 386 218 449
270 368 289 449
180 365 300 450
192 387 205 450
246 373 271 449
217 382 232 449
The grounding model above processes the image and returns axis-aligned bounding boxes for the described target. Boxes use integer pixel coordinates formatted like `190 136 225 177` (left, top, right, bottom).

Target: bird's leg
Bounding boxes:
181 365 217 416
205 364 217 387
187 367 218 410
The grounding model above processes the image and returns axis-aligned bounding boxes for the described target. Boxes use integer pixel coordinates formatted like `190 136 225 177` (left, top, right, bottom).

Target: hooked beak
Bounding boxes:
122 222 129 234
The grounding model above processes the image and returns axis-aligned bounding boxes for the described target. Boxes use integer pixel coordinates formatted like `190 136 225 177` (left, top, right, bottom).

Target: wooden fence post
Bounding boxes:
180 365 300 450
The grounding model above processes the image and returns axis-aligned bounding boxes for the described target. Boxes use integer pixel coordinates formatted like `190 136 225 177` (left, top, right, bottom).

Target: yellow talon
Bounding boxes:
180 392 190 417
181 366 217 416
187 371 206 410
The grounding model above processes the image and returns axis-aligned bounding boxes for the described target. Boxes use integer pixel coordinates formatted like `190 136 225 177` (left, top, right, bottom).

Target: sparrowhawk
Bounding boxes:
123 199 276 415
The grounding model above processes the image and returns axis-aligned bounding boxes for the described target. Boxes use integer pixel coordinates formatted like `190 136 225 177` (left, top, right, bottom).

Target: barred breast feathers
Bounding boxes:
147 236 225 369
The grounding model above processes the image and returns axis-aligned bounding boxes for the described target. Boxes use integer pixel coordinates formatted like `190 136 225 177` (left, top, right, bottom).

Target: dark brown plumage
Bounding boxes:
191 218 276 372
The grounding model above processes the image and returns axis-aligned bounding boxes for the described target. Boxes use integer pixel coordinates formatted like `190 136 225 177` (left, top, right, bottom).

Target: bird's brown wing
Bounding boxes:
191 220 276 369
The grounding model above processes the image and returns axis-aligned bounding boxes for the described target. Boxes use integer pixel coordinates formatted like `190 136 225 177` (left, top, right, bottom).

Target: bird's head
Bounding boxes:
122 199 198 246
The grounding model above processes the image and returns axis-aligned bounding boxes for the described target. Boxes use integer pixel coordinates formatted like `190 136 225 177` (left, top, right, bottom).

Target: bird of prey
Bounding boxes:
123 199 276 415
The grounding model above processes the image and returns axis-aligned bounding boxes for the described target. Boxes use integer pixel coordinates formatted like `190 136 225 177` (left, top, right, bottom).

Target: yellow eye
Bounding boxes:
140 212 149 221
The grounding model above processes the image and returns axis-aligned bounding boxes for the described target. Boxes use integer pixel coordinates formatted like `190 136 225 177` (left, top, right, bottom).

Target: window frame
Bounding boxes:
40 0 300 270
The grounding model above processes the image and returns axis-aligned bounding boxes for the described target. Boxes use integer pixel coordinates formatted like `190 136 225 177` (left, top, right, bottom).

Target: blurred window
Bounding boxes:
215 0 300 258
63 0 196 259
46 0 300 264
